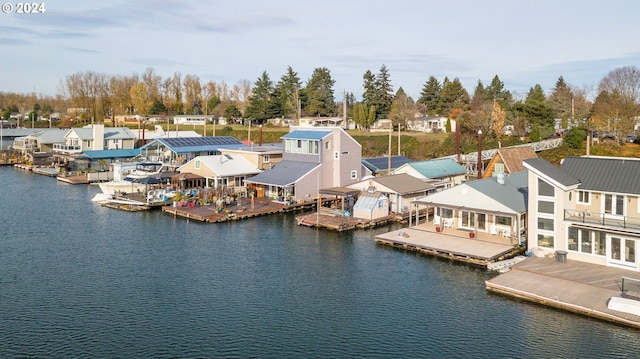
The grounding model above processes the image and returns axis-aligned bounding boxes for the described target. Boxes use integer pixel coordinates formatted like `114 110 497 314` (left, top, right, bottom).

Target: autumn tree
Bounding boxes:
492 101 506 140
388 87 415 130
130 81 150 115
595 66 640 136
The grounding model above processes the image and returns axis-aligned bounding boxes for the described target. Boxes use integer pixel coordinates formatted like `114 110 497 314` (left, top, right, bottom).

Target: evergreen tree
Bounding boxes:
548 76 574 123
440 78 469 116
375 64 394 118
418 76 442 115
275 66 301 119
524 84 554 138
245 71 274 120
362 70 376 105
484 75 512 107
304 67 336 117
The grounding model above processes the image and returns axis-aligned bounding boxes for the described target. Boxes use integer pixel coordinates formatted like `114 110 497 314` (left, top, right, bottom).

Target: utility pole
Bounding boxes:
477 130 483 179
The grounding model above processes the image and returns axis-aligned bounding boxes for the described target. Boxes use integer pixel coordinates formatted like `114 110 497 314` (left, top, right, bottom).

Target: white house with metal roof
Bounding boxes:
523 156 640 271
244 126 362 203
53 124 136 154
413 170 528 240
177 154 261 191
12 128 67 154
347 173 437 214
392 157 468 189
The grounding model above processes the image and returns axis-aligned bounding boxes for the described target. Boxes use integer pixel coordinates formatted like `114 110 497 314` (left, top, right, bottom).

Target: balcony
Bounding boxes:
53 143 82 154
565 209 640 231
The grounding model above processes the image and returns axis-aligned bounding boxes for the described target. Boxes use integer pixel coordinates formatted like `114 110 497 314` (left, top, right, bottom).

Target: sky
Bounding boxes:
2 0 640 102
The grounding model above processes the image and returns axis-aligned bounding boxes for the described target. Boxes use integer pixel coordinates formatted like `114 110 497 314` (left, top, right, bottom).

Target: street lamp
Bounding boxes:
477 129 483 179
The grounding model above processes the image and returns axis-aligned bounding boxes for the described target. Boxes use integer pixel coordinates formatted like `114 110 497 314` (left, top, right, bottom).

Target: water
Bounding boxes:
1 166 639 358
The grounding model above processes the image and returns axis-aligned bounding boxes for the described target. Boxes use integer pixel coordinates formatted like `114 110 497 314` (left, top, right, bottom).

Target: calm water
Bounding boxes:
1 167 639 358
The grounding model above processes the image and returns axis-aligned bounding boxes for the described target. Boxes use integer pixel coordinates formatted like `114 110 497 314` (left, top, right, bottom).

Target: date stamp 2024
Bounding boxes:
2 3 46 14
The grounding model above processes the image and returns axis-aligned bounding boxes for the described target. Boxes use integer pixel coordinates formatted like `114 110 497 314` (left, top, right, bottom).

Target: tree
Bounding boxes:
418 76 442 115
304 67 336 117
223 103 242 122
595 66 640 136
130 81 150 115
361 65 394 119
388 87 414 130
439 77 469 116
492 101 506 140
352 102 376 130
484 75 512 107
523 84 554 139
245 71 274 120
275 66 302 119
548 76 574 125
183 74 202 115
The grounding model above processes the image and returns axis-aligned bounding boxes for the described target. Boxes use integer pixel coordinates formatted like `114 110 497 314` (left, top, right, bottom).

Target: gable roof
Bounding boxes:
415 171 528 214
369 173 436 195
523 158 581 189
361 155 413 174
71 127 136 140
244 160 319 186
560 156 640 195
23 129 67 143
181 155 260 176
403 157 467 178
495 147 538 173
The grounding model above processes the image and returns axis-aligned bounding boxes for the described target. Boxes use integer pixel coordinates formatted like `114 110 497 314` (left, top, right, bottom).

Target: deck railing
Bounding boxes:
564 209 640 231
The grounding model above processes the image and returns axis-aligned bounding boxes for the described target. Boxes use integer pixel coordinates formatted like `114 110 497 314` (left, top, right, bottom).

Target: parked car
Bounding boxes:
626 134 638 143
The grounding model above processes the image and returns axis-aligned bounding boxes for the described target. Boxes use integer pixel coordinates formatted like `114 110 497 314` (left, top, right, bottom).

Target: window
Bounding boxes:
495 216 512 226
195 159 201 169
538 178 555 197
234 176 245 187
537 217 554 231
577 190 590 204
538 234 554 248
568 227 578 251
263 155 270 163
595 232 606 256
538 200 554 214
580 229 592 253
440 208 453 218
350 170 357 180
325 141 330 150
604 194 624 216
461 211 474 228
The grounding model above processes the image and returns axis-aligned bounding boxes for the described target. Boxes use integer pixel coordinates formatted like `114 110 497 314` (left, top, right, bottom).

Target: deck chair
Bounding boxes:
490 225 499 236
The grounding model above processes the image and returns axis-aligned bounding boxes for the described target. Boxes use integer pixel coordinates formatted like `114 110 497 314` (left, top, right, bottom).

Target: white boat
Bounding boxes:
98 162 172 196
124 162 171 181
98 180 147 196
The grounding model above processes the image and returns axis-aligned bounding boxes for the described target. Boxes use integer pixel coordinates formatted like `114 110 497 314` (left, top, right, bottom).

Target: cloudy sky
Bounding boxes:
2 0 640 101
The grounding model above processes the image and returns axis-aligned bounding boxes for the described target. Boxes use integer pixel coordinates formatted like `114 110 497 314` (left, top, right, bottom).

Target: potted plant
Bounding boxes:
469 232 475 238
435 226 441 232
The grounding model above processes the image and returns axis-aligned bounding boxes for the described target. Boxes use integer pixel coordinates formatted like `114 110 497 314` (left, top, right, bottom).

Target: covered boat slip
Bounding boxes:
375 222 520 266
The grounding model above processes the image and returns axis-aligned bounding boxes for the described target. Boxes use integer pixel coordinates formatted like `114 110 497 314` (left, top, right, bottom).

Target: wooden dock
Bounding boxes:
296 212 401 231
374 223 522 267
161 197 317 223
486 257 640 329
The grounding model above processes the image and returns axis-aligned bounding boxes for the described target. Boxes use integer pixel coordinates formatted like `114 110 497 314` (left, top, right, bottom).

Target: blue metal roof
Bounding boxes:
79 149 141 159
282 130 331 140
139 136 244 154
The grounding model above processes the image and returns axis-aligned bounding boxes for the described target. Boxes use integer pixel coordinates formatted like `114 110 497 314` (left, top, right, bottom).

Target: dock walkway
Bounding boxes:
375 224 520 267
486 257 640 329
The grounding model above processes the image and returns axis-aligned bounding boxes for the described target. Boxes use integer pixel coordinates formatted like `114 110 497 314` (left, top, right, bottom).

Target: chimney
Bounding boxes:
497 170 505 185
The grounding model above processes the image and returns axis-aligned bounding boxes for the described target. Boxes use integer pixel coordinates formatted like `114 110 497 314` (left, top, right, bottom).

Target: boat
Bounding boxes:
123 162 171 181
97 162 173 196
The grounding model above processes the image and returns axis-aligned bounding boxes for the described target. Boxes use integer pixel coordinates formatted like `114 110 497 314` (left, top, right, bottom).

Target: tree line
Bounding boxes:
2 65 640 143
